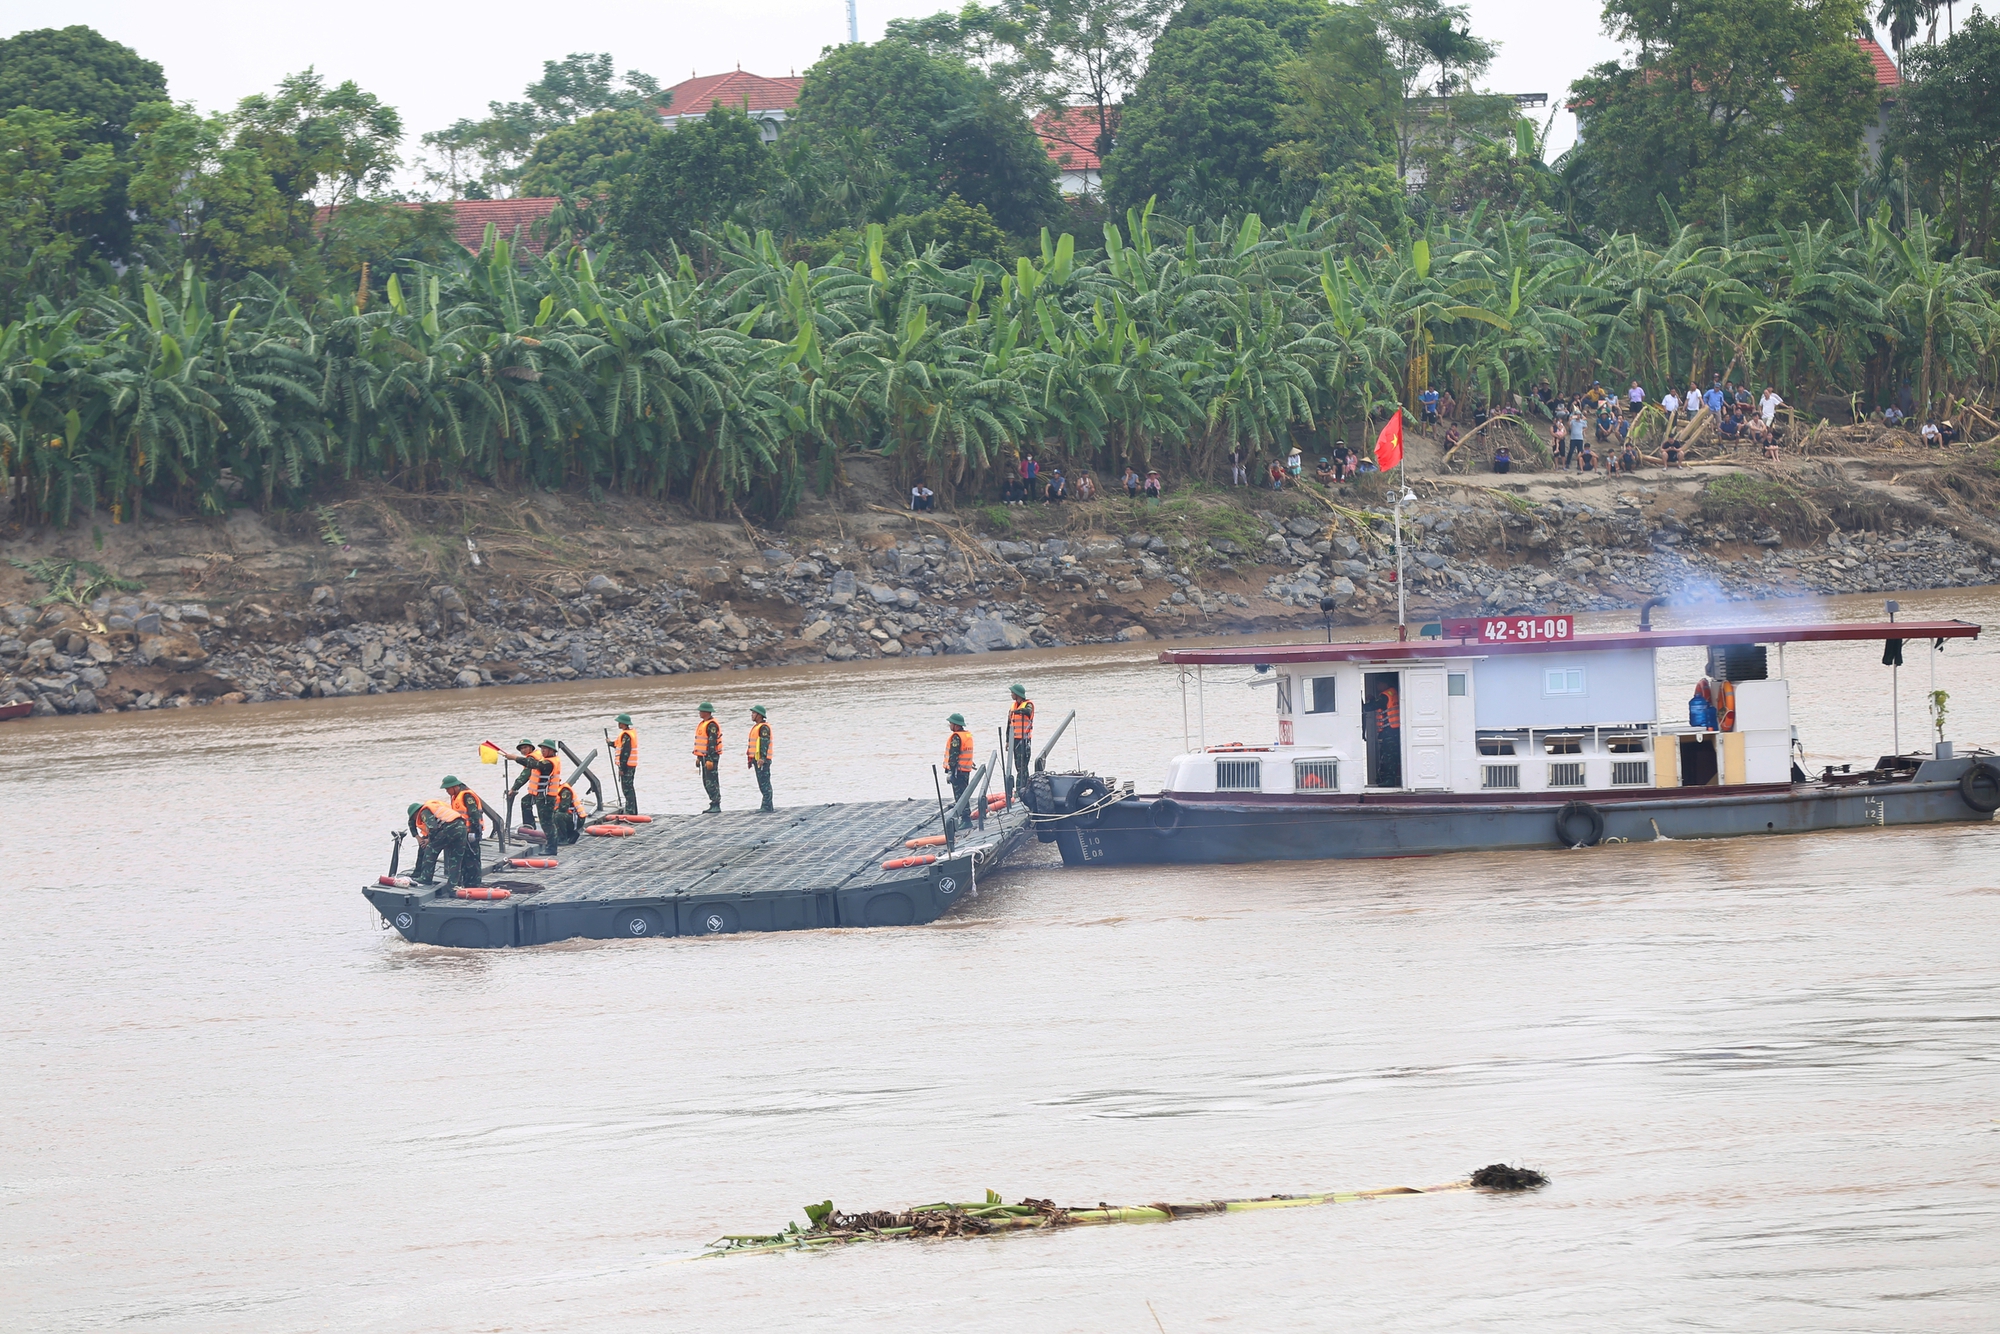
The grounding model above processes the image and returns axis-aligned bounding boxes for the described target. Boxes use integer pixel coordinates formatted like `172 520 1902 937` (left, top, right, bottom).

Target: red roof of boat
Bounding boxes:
1158 620 1981 666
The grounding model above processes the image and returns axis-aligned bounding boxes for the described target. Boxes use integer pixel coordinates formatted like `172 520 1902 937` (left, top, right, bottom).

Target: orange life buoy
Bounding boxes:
456 887 512 900
609 813 653 824
906 835 948 848
508 857 558 869
584 824 635 837
880 854 939 870
1717 680 1737 732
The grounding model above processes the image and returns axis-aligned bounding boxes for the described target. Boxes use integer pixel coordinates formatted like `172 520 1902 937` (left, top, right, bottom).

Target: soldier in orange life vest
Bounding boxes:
442 776 487 885
746 704 774 812
1006 683 1034 800
527 740 562 856
613 713 639 814
506 739 541 833
553 781 584 845
693 702 723 813
945 712 975 801
406 795 469 889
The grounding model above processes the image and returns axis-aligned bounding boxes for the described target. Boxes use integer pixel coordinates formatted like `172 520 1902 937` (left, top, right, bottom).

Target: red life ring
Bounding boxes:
456 887 512 900
880 854 938 870
609 814 653 824
507 857 559 869
906 835 948 848
584 824 635 837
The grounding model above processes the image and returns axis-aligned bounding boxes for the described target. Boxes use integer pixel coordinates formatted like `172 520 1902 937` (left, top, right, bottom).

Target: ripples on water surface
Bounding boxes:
3 591 1998 1331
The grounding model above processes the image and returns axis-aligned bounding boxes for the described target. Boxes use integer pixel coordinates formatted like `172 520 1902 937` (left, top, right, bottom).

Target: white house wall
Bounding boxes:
1472 648 1657 728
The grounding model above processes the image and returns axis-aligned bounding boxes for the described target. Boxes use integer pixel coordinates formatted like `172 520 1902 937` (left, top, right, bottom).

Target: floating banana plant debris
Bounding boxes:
697 1164 1548 1258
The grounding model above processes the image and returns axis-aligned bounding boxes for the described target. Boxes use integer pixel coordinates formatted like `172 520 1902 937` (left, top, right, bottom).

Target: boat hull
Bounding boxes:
1042 758 1996 867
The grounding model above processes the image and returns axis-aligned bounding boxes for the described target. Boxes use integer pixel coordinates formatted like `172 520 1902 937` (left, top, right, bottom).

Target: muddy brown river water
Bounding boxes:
4 590 1998 1332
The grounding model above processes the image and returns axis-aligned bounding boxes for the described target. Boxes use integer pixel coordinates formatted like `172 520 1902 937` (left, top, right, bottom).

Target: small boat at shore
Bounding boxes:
0 700 31 722
1025 611 1997 865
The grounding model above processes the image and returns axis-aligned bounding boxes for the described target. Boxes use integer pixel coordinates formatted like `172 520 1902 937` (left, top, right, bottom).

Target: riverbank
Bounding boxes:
5 437 1997 717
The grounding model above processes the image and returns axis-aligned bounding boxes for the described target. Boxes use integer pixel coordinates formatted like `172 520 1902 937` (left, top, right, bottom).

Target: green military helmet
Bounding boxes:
441 775 462 788
539 738 559 748
407 802 422 815
750 704 767 716
1009 683 1027 698
948 712 966 726
615 713 632 725
517 738 535 749
697 701 714 713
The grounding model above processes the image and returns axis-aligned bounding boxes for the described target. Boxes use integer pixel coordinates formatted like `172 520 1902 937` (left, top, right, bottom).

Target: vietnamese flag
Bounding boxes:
1375 410 1404 471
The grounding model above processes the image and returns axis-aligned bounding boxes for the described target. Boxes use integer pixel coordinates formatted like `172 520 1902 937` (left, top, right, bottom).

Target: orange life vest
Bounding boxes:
418 797 464 835
747 720 772 764
448 789 485 827
946 728 974 774
616 725 638 768
1376 688 1400 731
530 753 560 796
693 717 721 761
555 783 578 814
1008 698 1034 742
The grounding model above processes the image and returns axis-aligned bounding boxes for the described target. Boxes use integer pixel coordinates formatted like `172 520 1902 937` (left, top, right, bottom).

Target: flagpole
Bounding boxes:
1396 454 1406 640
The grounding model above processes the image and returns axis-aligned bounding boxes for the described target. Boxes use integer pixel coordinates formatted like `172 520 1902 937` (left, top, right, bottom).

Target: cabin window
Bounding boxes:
1294 759 1339 790
1305 676 1338 714
1543 667 1586 696
1481 764 1520 789
1215 759 1262 791
1478 736 1517 756
1608 736 1647 754
1543 736 1582 755
1548 762 1586 787
1275 675 1293 714
1611 761 1650 786
1447 672 1467 697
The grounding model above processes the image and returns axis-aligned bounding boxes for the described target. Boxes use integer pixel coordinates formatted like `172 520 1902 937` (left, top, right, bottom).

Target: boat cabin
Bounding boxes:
1156 616 1980 799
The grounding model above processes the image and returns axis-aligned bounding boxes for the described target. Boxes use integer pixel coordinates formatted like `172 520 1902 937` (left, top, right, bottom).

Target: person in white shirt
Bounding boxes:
1661 390 1680 419
1759 388 1783 426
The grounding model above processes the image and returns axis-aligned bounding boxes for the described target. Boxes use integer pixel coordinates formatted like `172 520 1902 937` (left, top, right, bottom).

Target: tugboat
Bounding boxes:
1025 610 1997 866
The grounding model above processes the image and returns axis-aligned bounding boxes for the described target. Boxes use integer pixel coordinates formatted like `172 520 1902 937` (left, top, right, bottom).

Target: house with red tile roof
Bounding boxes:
1034 106 1118 196
1856 35 1900 162
659 69 805 143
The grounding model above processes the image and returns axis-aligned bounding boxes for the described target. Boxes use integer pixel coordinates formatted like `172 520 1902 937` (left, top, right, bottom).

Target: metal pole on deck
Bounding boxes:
1888 599 1900 754
1197 665 1206 748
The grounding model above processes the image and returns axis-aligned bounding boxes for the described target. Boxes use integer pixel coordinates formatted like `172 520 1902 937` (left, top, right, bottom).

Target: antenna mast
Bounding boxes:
847 0 859 42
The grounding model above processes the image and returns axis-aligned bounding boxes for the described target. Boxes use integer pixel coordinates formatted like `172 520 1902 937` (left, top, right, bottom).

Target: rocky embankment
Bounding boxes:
4 466 1998 718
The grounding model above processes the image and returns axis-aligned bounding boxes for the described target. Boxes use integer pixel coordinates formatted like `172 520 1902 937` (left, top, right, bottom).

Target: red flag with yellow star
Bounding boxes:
1375 410 1404 471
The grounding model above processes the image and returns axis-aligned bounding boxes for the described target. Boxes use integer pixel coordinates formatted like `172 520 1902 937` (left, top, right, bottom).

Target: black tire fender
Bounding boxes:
1148 797 1182 837
1555 799 1605 848
1960 758 2000 814
1066 776 1108 826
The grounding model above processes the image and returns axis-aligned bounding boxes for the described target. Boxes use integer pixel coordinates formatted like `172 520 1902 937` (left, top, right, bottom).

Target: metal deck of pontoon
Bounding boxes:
363 800 1034 949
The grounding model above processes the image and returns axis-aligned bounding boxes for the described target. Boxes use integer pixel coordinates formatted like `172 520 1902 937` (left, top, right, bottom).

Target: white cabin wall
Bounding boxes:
1472 649 1658 729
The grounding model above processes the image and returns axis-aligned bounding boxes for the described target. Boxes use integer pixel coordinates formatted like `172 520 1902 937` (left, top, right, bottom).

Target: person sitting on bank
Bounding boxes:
1143 469 1164 499
1620 441 1640 473
1044 469 1066 502
910 482 935 511
1267 460 1287 491
1578 441 1597 472
1123 465 1141 498
1492 443 1511 474
1074 472 1096 501
1664 437 1683 466
407 795 470 889
1315 456 1337 484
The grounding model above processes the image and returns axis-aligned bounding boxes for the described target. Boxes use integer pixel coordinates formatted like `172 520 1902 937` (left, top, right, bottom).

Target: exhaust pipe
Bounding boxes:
1638 597 1668 631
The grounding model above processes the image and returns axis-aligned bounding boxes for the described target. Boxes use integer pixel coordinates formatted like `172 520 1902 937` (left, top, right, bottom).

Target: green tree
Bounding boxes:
1106 14 1300 215
0 25 166 150
1565 0 1878 240
516 107 663 198
1894 11 2000 257
0 108 118 314
611 104 781 254
420 52 662 199
1270 4 1402 190
791 39 1060 236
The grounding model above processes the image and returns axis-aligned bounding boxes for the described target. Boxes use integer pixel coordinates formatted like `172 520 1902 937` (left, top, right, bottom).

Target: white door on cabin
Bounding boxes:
1402 669 1448 789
